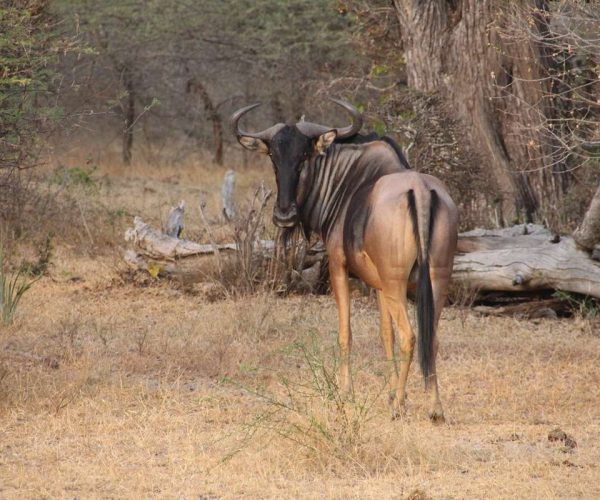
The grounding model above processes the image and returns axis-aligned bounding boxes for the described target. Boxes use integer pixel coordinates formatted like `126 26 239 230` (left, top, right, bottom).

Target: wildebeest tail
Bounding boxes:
407 188 438 385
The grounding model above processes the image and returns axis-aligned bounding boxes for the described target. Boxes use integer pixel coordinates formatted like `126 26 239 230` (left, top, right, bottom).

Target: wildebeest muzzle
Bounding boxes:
273 202 298 228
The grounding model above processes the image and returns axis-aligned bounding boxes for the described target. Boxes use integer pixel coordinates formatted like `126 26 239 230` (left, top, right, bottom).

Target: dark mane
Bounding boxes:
380 136 411 170
335 133 411 169
334 131 380 145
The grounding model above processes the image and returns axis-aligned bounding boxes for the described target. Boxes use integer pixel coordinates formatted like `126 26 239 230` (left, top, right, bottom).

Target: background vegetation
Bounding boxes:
4 1 599 239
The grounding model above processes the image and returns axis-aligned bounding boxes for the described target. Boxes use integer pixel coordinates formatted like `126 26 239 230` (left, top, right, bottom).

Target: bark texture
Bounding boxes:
392 0 560 225
573 183 600 251
454 224 600 298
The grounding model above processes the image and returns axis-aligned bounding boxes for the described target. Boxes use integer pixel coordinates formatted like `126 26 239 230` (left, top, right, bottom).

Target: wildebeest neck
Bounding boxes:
299 143 404 241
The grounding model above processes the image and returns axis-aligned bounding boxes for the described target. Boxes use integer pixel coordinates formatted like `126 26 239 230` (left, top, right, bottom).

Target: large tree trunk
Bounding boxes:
392 0 562 226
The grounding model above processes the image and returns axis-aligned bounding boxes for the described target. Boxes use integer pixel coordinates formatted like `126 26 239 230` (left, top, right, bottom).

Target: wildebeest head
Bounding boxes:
232 99 363 227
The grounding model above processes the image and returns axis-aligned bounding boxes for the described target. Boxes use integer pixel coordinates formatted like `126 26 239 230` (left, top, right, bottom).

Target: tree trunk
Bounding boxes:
271 91 285 123
122 65 135 165
392 0 562 226
573 183 600 251
187 79 224 165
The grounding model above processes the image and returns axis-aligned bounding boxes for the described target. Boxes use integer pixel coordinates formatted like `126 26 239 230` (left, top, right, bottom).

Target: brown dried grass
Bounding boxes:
0 153 598 499
2 271 599 499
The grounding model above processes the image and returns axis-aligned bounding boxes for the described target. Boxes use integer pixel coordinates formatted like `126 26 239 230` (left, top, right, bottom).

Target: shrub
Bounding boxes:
0 248 39 326
224 333 386 473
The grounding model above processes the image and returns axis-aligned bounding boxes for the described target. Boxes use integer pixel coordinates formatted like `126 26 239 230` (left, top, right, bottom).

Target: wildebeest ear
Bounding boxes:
315 130 337 155
238 136 269 154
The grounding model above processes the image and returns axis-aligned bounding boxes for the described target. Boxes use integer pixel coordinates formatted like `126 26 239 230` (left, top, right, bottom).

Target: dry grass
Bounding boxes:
0 153 599 499
42 144 275 245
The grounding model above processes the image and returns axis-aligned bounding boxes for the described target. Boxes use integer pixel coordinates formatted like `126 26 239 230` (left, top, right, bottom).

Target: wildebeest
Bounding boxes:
231 99 458 422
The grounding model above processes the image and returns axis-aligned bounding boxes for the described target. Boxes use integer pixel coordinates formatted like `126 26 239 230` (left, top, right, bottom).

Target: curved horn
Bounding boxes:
231 103 286 141
330 98 363 139
231 103 262 138
295 121 330 137
295 99 364 139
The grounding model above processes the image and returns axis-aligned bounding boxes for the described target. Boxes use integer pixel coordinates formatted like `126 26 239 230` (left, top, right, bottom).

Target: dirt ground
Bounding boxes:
1 154 599 499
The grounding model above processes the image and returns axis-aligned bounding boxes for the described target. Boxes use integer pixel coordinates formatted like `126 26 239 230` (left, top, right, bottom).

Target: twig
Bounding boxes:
76 199 94 246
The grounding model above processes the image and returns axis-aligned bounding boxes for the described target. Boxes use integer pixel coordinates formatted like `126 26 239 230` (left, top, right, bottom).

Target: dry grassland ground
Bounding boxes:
1 151 599 499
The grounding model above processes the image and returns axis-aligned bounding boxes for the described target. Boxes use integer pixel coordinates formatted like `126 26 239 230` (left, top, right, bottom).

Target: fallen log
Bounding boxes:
124 219 600 300
123 216 324 288
454 224 600 299
124 216 274 260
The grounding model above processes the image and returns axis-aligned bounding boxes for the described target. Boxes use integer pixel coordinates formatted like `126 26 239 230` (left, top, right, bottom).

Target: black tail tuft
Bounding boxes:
416 259 434 382
407 189 439 385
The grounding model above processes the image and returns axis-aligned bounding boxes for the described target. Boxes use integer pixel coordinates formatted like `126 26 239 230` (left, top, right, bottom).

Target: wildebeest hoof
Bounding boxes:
390 402 407 421
388 391 397 405
429 410 446 424
339 386 354 402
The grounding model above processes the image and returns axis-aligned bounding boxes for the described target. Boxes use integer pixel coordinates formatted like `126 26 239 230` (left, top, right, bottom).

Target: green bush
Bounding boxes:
0 248 39 326
51 164 98 190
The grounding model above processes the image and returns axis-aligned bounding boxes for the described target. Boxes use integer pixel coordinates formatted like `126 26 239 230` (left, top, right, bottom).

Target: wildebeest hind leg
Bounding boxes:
426 270 451 423
382 286 414 418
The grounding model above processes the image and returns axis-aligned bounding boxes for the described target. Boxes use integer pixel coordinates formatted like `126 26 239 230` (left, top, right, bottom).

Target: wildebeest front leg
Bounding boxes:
330 263 353 397
377 291 400 415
